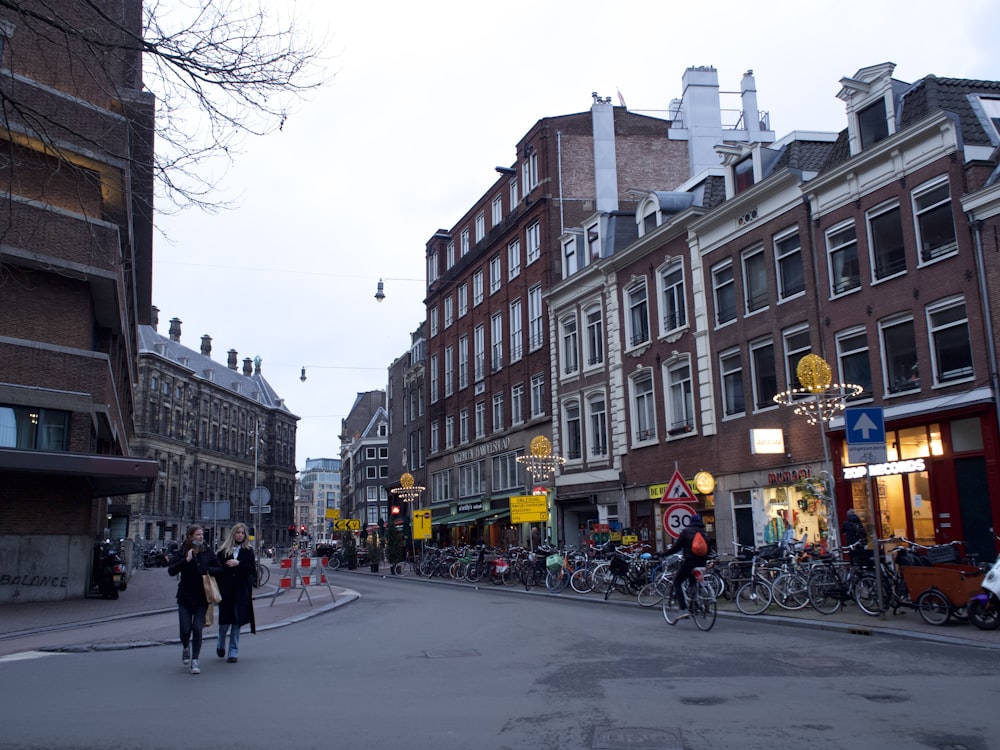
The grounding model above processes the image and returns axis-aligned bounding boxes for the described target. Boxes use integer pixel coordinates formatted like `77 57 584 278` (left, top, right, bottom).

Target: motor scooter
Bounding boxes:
91 542 128 599
968 556 1000 630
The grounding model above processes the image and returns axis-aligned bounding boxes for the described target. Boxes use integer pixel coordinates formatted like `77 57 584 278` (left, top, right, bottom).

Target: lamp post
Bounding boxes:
390 472 425 565
773 354 862 555
516 436 566 546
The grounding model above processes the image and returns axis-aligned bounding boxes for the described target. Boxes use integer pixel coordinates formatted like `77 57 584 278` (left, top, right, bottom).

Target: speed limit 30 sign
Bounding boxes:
662 503 696 539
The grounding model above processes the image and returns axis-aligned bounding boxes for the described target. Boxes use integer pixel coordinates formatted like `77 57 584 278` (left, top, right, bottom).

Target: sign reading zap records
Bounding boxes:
659 470 697 503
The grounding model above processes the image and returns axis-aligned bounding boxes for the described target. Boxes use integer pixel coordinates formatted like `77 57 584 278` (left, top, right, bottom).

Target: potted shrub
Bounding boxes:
385 522 405 574
341 531 357 570
366 533 380 573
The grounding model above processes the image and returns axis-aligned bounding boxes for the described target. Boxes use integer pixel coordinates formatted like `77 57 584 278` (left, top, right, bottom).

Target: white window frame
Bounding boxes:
444 345 454 396
827 221 860 296
457 283 468 318
492 392 504 433
475 401 486 439
912 177 958 264
782 325 812 390
429 306 438 337
429 354 439 403
664 357 694 436
712 261 736 326
511 383 524 426
927 296 974 384
508 239 521 280
458 335 468 390
742 244 768 315
749 338 778 412
430 420 439 453
491 195 503 227
624 279 650 350
474 325 485 382
528 284 543 351
560 313 579 376
460 228 470 256
719 348 745 418
459 408 469 444
491 313 503 372
475 212 485 243
630 369 657 444
509 298 523 363
443 296 453 328
584 304 604 368
657 260 686 335
562 399 582 462
445 416 454 449
529 373 545 418
489 255 502 295
526 222 541 265
473 270 484 306
774 229 805 301
867 201 906 282
586 393 608 458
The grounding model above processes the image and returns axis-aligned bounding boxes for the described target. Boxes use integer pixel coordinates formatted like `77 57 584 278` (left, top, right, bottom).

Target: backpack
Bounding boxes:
691 531 708 556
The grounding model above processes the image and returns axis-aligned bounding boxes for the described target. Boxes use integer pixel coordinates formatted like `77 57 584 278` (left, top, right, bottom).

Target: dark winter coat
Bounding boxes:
842 512 867 546
209 547 256 632
167 545 219 610
666 515 710 564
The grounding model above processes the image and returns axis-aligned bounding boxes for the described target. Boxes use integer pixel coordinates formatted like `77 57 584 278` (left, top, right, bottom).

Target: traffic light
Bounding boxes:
288 524 297 538
391 505 400 516
300 525 307 535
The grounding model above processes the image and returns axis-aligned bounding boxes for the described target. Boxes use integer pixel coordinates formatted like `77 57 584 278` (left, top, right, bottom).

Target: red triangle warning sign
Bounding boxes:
660 470 697 503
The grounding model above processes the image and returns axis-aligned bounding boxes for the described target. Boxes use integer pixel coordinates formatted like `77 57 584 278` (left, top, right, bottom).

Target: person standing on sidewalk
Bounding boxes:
210 522 256 663
167 524 218 675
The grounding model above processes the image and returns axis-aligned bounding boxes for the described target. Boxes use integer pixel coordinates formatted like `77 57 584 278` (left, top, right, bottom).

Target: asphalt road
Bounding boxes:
2 575 999 750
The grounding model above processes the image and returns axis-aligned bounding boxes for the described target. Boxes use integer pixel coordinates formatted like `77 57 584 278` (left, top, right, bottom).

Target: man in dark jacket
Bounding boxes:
665 514 710 614
841 509 868 565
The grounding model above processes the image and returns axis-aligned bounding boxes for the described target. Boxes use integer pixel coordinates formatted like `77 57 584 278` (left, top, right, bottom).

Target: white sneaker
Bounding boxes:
190 659 201 675
182 647 190 666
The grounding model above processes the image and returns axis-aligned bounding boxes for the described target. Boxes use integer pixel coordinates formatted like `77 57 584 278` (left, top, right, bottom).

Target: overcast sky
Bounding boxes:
151 0 999 469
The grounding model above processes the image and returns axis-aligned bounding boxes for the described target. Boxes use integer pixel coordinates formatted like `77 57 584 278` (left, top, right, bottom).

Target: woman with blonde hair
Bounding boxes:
210 522 256 662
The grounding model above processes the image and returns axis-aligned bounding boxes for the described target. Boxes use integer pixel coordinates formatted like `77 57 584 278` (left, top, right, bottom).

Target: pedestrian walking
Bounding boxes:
167 524 219 675
210 522 256 663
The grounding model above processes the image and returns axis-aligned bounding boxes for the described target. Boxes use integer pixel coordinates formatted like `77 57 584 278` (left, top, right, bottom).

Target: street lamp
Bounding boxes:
516 436 565 546
773 354 863 554
390 472 425 562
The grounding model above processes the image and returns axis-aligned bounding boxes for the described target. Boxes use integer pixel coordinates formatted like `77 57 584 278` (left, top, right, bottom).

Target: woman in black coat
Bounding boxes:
167 524 218 675
210 522 256 662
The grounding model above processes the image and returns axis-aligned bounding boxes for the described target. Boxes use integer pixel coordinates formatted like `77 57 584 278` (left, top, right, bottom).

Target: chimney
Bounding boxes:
243 357 253 376
151 306 159 331
740 70 763 142
254 356 262 375
168 317 182 342
228 349 238 370
590 94 619 213
200 335 212 357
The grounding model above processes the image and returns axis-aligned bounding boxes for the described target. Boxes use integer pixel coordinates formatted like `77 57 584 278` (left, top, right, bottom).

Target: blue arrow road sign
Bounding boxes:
845 406 887 463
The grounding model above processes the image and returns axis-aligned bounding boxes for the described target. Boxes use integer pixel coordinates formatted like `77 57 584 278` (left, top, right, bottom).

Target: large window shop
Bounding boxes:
833 412 998 563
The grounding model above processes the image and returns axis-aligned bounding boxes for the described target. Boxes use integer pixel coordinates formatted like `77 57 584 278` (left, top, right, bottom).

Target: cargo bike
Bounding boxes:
899 561 985 626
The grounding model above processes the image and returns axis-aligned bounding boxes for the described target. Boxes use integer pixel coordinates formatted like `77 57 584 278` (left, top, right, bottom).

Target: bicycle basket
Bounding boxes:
494 560 510 574
925 545 958 565
546 554 564 570
609 557 630 576
758 544 780 560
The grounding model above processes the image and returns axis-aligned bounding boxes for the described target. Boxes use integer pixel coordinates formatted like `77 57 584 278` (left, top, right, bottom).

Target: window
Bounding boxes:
511 384 524 425
460 228 470 256
474 325 485 382
775 231 804 300
563 235 579 277
631 371 656 442
429 354 439 403
659 261 686 333
458 461 484 497
445 416 454 449
489 255 501 294
0 405 69 451
443 296 453 328
431 469 451 503
587 395 608 457
868 203 906 280
586 223 601 262
457 284 468 317
446 241 455 270
475 212 485 242
508 239 521 279
526 222 541 264
473 270 484 306
492 451 522 491
459 408 469 443
625 280 650 348
491 313 503 372
913 179 957 262
492 393 504 432
858 98 889 150
584 305 604 366
666 359 694 435
430 420 439 453
427 250 439 284
928 298 973 383
523 150 538 191
366 466 377 479
783 327 812 389
366 447 377 460
742 245 768 313
712 262 736 325
530 374 545 418
827 223 860 295
880 315 918 393
563 400 582 460
475 401 486 438
429 306 438 337
750 339 777 410
458 336 468 390
509 178 519 209
560 315 578 375
734 155 754 194
528 284 543 351
720 350 745 417
836 329 872 399
491 195 503 227
367 485 379 501
444 345 454 396
510 299 523 362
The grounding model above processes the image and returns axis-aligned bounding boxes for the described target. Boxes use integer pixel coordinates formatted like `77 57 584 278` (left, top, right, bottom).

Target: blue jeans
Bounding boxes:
217 622 241 658
178 602 207 658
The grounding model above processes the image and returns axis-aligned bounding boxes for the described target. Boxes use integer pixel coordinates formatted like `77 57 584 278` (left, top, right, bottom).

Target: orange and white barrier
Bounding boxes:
278 556 328 588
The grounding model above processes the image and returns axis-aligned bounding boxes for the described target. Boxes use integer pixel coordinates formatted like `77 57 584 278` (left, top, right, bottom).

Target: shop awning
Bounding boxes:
0 447 158 495
434 508 510 525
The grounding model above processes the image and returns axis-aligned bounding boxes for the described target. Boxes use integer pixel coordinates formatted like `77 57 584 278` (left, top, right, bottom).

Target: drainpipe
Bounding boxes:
968 215 1000 426
557 130 564 234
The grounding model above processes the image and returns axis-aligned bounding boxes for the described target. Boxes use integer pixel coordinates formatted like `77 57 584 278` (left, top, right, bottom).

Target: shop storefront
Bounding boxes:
832 407 999 563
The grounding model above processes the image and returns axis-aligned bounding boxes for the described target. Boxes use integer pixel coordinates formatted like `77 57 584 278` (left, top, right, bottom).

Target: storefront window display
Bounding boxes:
760 483 826 550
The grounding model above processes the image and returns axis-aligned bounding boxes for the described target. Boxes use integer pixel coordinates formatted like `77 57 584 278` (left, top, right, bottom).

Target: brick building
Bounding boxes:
0 0 158 602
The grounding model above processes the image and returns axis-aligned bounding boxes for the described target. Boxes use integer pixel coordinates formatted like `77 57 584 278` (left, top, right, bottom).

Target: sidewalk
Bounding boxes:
2 562 999 655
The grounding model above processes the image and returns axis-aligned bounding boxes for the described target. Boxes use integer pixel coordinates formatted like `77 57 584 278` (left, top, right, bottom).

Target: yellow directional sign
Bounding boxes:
510 495 549 524
412 509 432 540
325 508 341 520
332 518 361 531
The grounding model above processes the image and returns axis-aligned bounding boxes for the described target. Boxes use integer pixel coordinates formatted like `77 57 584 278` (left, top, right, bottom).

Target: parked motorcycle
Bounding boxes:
968 556 1000 630
92 542 127 599
142 546 170 568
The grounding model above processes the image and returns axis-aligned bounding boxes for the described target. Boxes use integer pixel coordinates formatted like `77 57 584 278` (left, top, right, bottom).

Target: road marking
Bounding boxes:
0 651 66 663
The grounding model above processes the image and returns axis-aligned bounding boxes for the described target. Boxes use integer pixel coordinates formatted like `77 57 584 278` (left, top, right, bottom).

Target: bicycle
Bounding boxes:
806 539 869 615
253 558 270 588
734 547 774 615
662 567 717 631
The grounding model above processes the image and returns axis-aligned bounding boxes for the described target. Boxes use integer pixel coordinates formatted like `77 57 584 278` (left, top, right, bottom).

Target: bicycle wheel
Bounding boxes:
254 564 270 588
690 582 717 631
853 572 887 616
326 556 341 572
735 579 772 615
807 568 843 615
545 568 569 593
591 564 613 595
604 573 623 600
662 587 682 626
968 595 1000 630
637 578 670 607
917 588 951 625
570 567 593 594
771 573 810 611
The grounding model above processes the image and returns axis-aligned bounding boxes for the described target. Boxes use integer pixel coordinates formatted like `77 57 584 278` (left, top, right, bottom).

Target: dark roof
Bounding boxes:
899 75 1000 146
770 139 838 174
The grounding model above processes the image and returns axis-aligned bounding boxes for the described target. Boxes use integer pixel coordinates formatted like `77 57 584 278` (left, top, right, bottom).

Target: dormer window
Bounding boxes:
978 97 1000 141
858 98 889 150
734 156 755 194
